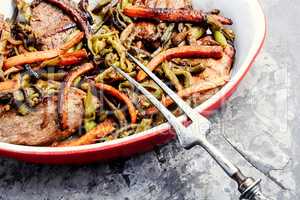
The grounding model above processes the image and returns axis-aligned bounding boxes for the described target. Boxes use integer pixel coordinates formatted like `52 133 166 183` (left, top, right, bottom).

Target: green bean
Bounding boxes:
40 72 67 81
84 87 97 132
135 119 152 133
13 90 25 102
118 81 133 91
120 0 130 10
80 82 90 91
111 124 137 138
92 32 117 41
35 80 60 96
21 74 30 88
17 104 30 116
162 62 183 91
161 23 175 44
223 28 236 42
118 8 133 24
141 81 163 99
74 42 83 51
13 90 31 116
214 30 227 47
92 40 107 55
173 69 192 88
0 24 10 81
73 77 82 87
95 67 114 83
189 65 206 74
187 27 206 44
101 47 113 56
207 14 223 31
107 37 128 72
104 96 127 126
24 87 41 107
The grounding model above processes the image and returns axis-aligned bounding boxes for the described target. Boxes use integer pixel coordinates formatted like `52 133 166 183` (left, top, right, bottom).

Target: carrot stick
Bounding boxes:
136 45 223 81
53 120 115 147
59 63 94 130
3 31 85 71
0 80 19 93
58 49 88 66
60 31 85 52
3 50 61 70
123 6 206 23
146 77 228 115
95 83 137 123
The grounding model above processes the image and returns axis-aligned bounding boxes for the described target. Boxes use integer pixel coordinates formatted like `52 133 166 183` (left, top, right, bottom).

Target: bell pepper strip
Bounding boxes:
43 0 91 37
59 63 94 130
145 77 228 116
60 31 85 52
53 120 115 147
136 45 223 81
123 6 206 23
95 83 137 123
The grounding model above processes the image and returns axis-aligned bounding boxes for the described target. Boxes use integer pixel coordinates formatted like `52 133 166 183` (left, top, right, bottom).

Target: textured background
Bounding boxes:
0 0 299 199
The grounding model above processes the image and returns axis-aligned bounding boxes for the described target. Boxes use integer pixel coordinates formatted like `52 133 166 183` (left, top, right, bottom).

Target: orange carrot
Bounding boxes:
59 63 94 130
58 49 88 66
95 83 137 124
60 31 85 52
3 50 61 70
123 6 206 23
53 120 115 147
146 77 227 115
0 80 19 92
3 31 85 71
136 45 223 81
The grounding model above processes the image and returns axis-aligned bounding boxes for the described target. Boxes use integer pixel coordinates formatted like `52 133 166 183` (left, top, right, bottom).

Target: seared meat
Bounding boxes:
0 89 84 146
30 1 76 50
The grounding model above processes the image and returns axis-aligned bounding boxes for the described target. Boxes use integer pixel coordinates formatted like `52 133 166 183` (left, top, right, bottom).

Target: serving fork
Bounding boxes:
111 53 271 200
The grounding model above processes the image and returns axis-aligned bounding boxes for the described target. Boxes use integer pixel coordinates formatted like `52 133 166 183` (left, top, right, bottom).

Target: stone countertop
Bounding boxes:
0 0 299 199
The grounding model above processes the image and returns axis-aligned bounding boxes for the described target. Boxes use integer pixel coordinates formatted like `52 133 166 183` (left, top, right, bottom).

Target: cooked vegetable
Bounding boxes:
146 77 228 115
3 50 61 70
83 86 97 132
53 120 115 147
60 31 85 51
137 45 223 81
123 6 206 23
95 83 137 123
0 0 236 147
59 63 94 130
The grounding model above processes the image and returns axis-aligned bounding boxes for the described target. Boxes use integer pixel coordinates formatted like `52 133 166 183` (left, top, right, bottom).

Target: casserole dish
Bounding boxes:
0 0 266 164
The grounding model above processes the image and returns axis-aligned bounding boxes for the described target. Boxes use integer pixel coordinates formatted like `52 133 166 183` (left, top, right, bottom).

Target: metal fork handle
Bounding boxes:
113 54 272 200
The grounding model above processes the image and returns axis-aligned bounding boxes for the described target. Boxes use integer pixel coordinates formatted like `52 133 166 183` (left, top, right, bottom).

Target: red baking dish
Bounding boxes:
0 0 266 164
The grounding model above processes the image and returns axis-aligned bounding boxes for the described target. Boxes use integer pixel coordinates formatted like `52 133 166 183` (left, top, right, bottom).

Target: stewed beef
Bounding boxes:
0 89 84 146
30 1 76 50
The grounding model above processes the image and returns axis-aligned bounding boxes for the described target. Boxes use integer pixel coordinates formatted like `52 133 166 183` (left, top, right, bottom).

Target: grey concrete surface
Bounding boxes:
0 0 299 199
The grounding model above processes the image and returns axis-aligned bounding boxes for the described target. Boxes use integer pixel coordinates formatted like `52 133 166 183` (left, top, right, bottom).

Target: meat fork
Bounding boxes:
111 53 271 200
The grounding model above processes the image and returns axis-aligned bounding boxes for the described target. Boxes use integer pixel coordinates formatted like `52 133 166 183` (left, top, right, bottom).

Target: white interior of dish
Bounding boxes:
0 0 266 153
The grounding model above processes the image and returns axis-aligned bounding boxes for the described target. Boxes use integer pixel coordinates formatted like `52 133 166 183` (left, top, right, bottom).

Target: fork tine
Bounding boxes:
127 53 209 123
111 65 188 142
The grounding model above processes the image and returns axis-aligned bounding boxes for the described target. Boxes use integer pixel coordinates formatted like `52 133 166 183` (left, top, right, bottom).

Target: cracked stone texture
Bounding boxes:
0 0 300 199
